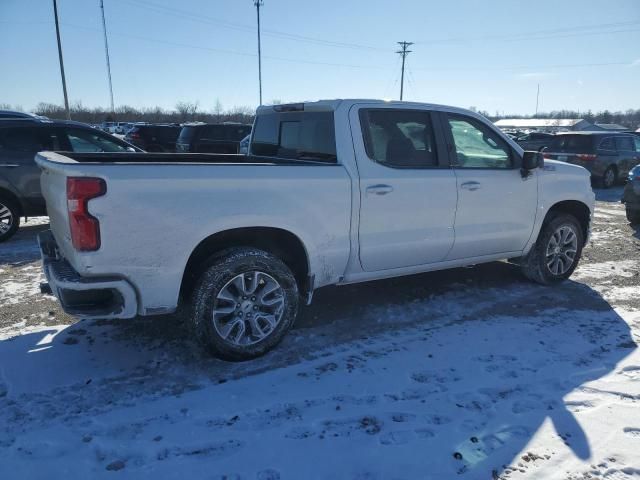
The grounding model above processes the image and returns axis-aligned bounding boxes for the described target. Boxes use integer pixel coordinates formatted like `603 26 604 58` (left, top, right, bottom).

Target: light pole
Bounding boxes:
52 0 70 119
99 0 115 113
254 0 263 105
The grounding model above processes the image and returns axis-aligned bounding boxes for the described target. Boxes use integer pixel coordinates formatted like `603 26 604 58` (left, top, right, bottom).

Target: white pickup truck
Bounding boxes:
36 100 595 360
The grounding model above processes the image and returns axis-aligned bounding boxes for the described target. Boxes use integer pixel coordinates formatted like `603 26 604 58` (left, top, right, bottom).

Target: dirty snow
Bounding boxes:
0 191 639 479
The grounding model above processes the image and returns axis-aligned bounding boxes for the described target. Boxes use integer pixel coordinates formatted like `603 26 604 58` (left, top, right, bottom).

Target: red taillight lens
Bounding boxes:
67 177 106 251
576 154 597 161
542 152 551 159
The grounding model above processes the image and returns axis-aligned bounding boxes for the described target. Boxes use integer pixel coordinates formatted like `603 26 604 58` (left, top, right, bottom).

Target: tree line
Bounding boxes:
471 107 640 129
2 101 639 129
0 101 255 125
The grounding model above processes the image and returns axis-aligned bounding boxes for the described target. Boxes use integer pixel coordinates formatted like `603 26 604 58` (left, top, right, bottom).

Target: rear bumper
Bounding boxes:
38 230 138 319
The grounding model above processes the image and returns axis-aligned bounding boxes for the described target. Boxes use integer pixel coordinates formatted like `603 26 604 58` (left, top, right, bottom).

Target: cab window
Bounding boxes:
359 109 438 168
446 115 511 169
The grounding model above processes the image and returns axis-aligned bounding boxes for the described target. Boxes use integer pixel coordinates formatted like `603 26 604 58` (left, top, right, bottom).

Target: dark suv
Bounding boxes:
0 118 140 241
124 124 181 152
543 132 640 188
176 123 252 154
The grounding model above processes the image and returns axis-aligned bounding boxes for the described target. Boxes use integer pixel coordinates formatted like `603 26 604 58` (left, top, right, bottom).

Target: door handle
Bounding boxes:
366 184 394 196
460 181 481 191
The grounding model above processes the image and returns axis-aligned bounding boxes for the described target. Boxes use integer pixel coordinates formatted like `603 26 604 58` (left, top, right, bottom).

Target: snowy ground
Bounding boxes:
0 188 639 479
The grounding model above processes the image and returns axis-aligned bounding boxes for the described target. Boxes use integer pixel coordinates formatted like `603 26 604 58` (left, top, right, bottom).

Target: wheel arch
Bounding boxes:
179 226 311 302
544 200 591 241
0 187 24 217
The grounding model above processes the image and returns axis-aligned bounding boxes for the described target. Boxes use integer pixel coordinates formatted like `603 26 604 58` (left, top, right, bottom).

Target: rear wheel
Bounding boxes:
0 196 20 242
521 213 584 285
189 247 299 361
600 166 617 189
627 207 640 225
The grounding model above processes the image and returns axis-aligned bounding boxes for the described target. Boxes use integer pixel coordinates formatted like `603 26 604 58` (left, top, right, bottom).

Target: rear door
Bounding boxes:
615 135 638 177
351 105 457 271
0 125 63 213
442 113 538 260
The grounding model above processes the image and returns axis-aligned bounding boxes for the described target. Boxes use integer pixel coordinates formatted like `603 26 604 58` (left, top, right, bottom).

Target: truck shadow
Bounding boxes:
0 221 49 267
0 262 635 477
593 185 623 203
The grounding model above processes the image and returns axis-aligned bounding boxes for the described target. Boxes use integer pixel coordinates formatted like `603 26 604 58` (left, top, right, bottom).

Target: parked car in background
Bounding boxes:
516 131 554 151
36 99 594 360
0 110 43 119
543 132 640 188
622 164 640 224
176 123 252 154
100 121 116 133
125 124 181 152
239 134 251 155
0 118 141 242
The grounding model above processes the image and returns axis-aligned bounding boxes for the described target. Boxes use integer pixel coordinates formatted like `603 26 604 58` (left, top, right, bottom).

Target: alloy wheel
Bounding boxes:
212 271 285 346
0 202 14 236
545 225 578 275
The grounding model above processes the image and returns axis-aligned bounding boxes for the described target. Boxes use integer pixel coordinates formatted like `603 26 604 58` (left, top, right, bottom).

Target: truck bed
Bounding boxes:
39 151 335 166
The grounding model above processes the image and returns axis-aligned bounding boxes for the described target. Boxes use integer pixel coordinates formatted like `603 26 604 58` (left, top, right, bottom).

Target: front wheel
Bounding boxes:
627 207 640 225
0 197 20 242
521 213 584 285
189 247 299 361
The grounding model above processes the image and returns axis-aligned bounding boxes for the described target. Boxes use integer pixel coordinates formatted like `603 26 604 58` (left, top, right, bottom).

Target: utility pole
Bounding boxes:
535 83 540 116
396 41 413 101
99 0 115 113
254 0 263 105
52 0 70 119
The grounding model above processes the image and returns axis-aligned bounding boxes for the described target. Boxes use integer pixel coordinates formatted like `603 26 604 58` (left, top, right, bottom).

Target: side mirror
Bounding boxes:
521 151 543 177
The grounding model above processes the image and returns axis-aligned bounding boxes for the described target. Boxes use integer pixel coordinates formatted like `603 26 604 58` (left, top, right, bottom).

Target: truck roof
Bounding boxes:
255 99 483 117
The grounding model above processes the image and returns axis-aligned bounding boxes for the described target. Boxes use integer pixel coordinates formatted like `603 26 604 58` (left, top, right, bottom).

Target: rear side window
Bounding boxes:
548 135 594 153
65 128 127 153
251 111 336 162
598 137 616 150
0 127 58 152
359 109 438 168
177 126 197 144
615 136 635 152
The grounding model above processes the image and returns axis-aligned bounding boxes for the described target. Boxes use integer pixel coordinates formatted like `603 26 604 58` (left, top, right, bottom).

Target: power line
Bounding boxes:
52 0 70 119
99 0 115 113
396 41 413 101
57 21 639 73
414 20 640 45
115 0 387 52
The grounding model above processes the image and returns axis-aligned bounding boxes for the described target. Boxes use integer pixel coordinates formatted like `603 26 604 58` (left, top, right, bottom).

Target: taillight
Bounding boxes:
67 177 106 251
576 154 597 161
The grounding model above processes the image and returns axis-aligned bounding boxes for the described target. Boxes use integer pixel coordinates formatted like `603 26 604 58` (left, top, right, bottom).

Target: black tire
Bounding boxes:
0 195 20 243
598 166 617 189
521 213 584 285
627 207 640 225
189 247 299 361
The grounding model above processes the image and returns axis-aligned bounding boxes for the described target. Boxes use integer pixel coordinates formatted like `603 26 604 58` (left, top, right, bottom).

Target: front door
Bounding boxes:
442 113 538 260
351 105 458 272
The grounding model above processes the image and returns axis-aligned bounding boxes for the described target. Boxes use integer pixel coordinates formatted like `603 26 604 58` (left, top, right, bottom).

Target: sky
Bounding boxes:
0 0 639 115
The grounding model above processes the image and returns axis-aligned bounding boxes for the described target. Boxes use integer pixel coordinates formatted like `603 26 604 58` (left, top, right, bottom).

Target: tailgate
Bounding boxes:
35 152 78 264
